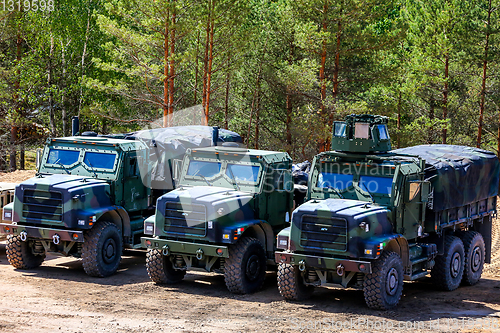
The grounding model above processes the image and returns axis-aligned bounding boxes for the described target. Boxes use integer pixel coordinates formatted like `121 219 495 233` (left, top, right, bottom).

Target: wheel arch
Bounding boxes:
384 236 410 268
241 222 274 252
97 207 131 238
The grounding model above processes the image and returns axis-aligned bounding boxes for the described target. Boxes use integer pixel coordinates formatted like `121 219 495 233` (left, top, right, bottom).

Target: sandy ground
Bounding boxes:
1 170 500 332
0 169 36 182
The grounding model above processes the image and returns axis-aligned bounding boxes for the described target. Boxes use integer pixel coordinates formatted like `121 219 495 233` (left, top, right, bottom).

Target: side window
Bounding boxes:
128 157 139 176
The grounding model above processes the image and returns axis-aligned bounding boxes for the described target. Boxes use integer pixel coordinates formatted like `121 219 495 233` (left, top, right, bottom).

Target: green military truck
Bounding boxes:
0 125 239 277
0 135 157 277
141 145 293 294
275 114 499 309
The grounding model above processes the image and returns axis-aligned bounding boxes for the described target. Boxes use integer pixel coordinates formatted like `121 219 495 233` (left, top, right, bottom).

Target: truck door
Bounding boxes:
123 152 148 212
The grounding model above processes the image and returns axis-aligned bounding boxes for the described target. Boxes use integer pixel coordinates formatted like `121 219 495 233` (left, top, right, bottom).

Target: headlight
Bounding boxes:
2 209 12 221
277 235 288 250
144 222 154 235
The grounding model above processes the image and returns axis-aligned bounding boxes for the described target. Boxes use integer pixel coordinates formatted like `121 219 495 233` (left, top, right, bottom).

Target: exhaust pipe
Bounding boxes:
72 116 80 136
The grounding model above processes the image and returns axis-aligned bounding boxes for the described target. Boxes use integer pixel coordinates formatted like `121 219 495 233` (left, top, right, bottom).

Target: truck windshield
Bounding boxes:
47 149 80 166
226 164 260 183
84 152 117 170
317 173 353 190
359 176 393 195
187 161 222 178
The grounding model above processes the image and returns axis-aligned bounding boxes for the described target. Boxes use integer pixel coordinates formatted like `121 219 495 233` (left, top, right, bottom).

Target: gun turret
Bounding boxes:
331 114 391 153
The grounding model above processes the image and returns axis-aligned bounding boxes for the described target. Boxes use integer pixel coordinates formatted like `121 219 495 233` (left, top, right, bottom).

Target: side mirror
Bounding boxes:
35 148 43 171
172 159 183 182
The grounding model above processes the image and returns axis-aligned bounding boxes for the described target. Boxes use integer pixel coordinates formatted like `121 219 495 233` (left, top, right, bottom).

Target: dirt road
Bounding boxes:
1 169 500 332
1 244 500 333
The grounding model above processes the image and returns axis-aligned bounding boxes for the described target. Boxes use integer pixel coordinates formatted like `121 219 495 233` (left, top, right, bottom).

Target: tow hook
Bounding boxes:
196 249 204 260
336 263 345 276
19 231 27 242
298 260 306 272
162 245 170 256
52 234 60 245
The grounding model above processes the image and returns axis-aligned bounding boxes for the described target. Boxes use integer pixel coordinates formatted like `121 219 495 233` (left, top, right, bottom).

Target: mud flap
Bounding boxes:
474 215 492 264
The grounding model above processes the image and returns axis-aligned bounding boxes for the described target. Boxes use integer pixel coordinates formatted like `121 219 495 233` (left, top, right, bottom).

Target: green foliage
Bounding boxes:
1 0 500 171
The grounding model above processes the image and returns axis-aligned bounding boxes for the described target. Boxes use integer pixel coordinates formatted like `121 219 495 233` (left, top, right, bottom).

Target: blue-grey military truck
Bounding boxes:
275 114 499 309
141 145 293 294
0 125 241 277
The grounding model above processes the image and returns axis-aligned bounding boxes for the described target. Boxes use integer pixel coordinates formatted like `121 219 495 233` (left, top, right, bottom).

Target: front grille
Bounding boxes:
164 202 207 237
22 189 63 223
300 214 348 251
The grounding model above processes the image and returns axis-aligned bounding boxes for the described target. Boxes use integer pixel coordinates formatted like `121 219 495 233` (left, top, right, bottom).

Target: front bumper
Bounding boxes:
141 237 229 258
275 251 372 274
0 223 84 243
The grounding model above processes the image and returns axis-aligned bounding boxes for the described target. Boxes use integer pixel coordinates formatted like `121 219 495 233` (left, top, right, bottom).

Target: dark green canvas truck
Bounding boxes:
141 145 293 294
0 135 155 277
275 114 499 309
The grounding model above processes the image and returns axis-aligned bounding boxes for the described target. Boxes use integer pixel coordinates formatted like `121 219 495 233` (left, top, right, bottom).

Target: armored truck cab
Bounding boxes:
275 114 499 309
142 145 293 294
0 136 155 277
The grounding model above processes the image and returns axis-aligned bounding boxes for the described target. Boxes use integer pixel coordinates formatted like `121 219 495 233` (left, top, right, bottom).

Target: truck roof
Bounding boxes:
49 136 141 151
191 146 291 164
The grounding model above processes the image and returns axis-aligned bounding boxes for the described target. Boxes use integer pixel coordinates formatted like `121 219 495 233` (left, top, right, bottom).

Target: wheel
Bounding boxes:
6 235 45 269
82 221 122 277
145 249 186 284
363 251 404 310
277 263 314 301
224 237 267 294
431 235 465 291
460 231 485 286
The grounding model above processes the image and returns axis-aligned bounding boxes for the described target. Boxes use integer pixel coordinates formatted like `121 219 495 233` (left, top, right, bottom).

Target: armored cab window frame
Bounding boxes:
333 122 347 138
83 151 118 171
46 148 81 168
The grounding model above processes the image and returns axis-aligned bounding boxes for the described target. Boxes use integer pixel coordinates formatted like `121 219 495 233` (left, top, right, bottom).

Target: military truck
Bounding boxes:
0 126 239 277
141 145 293 294
275 114 499 309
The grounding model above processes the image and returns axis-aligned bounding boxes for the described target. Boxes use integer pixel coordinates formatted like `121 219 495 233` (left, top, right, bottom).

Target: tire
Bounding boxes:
277 263 314 301
82 221 122 277
431 235 465 291
6 235 45 269
459 231 485 286
363 251 404 310
224 237 267 294
145 249 186 284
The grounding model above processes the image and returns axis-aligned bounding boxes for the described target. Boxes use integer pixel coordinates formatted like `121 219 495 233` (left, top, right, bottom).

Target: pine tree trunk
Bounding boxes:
318 1 329 153
205 7 215 126
167 5 176 127
163 9 170 128
442 54 449 144
201 0 212 126
78 6 91 119
10 125 17 172
397 91 402 148
477 0 492 148
61 40 67 136
20 145 25 170
254 82 260 150
48 36 55 136
224 59 230 129
194 31 201 124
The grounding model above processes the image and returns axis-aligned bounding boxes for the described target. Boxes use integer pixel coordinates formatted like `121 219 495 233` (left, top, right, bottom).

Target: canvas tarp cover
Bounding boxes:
392 145 500 212
129 126 242 189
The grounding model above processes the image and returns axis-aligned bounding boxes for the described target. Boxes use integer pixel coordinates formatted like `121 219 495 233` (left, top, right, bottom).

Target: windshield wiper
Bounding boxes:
54 159 70 174
325 186 344 199
227 165 241 191
84 157 98 178
360 183 374 203
193 170 212 186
